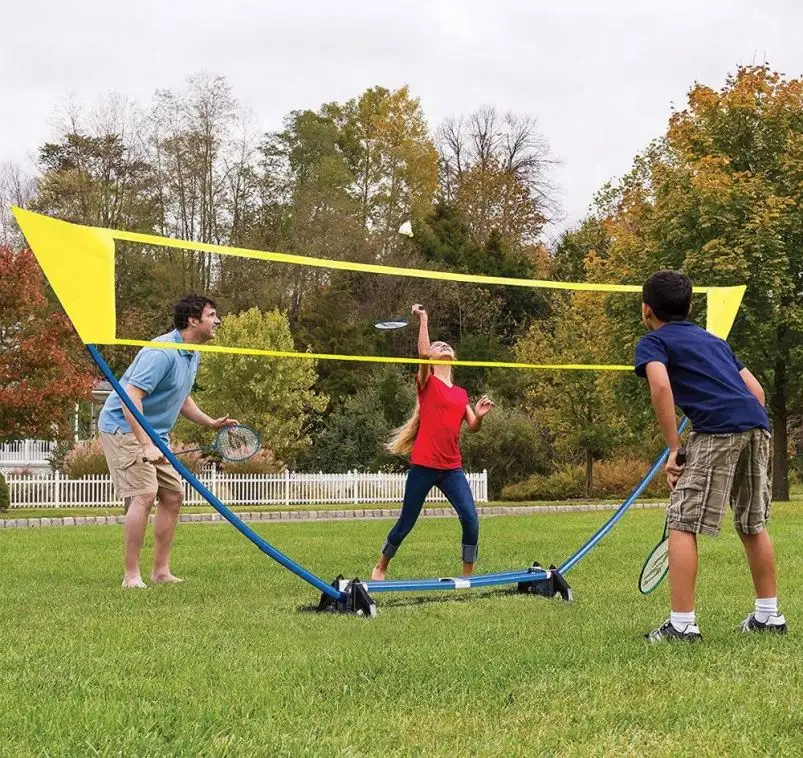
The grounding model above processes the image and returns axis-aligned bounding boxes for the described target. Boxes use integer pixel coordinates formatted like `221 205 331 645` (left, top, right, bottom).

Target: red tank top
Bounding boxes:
410 375 469 469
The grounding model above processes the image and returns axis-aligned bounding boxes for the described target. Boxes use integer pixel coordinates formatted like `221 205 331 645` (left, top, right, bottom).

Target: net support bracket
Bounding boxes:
317 575 377 618
516 562 573 602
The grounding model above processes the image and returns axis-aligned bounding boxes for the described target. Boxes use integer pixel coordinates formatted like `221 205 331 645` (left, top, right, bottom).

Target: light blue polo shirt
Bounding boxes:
98 330 201 442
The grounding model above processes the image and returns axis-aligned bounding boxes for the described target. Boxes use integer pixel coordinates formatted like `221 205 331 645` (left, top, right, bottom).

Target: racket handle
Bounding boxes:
675 447 687 465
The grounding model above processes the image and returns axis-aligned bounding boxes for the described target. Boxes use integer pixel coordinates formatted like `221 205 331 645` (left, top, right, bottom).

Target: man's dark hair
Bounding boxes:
174 294 216 330
642 271 692 323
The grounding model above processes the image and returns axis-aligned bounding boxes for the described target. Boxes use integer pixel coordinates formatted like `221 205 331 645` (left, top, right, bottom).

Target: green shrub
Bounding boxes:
592 458 669 499
48 440 75 473
303 401 392 473
460 407 550 499
219 449 283 474
501 458 670 501
501 465 585 501
62 438 109 478
168 443 205 475
0 472 9 511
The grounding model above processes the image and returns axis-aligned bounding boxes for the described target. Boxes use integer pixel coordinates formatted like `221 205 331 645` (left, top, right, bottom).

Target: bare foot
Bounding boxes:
122 576 147 589
151 573 184 584
370 565 386 581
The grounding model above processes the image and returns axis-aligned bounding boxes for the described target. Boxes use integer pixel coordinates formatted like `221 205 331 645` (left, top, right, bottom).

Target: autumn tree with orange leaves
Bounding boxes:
562 65 803 499
0 248 94 441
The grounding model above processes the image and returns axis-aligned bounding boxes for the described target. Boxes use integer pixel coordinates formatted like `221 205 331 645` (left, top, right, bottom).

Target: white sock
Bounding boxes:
671 611 697 631
755 597 780 624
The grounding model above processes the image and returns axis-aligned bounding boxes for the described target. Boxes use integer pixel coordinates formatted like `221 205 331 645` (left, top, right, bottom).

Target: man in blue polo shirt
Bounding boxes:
99 294 236 588
635 270 786 642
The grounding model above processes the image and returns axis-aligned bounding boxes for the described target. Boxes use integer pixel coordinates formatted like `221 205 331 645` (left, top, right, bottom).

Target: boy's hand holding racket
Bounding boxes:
665 448 687 491
639 448 685 595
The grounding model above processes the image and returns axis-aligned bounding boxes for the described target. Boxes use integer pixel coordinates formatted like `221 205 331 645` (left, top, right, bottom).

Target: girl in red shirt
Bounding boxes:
370 304 494 581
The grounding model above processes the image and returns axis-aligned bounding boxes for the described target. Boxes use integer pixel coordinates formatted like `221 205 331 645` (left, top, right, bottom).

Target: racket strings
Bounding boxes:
215 425 260 461
375 318 408 330
639 541 669 594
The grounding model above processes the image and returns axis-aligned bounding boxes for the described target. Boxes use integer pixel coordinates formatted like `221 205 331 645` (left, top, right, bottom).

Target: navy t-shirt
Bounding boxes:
634 321 769 434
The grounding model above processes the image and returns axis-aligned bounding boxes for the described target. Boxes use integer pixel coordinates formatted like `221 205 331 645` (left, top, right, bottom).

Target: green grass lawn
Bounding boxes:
1 503 800 757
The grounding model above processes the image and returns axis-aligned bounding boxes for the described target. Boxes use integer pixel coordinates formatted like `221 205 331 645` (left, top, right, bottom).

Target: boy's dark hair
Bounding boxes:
174 294 216 330
642 271 692 323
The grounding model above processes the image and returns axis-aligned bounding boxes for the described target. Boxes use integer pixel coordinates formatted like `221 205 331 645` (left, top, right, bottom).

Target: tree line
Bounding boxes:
2 65 801 499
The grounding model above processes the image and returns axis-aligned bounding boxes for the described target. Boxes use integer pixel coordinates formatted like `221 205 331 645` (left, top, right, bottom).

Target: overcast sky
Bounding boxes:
1 0 801 236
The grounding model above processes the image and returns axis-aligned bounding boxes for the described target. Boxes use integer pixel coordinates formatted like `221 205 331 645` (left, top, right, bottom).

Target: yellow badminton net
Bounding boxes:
12 207 745 370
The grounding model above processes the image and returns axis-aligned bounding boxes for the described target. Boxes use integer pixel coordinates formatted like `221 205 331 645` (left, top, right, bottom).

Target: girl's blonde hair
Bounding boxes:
386 397 423 456
386 342 455 456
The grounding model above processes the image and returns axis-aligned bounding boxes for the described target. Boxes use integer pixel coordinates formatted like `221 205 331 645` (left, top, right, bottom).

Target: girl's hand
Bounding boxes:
475 396 495 418
411 304 427 320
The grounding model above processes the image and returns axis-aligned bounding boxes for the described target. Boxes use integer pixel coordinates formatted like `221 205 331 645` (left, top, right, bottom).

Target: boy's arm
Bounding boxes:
739 367 766 407
645 362 685 488
645 362 682 451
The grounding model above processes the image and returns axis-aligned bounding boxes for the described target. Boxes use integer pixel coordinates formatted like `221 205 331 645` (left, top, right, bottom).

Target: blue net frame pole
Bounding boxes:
364 567 549 593
87 345 343 601
558 418 688 576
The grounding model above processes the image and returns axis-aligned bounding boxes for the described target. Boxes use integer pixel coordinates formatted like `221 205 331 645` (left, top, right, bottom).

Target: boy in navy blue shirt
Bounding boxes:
635 271 787 641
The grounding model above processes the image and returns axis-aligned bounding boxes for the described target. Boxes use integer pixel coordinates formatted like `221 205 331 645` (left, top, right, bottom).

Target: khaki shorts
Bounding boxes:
668 428 771 537
100 431 183 501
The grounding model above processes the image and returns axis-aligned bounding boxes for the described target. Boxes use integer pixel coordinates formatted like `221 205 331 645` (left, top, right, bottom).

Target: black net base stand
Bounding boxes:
317 576 377 618
516 562 573 601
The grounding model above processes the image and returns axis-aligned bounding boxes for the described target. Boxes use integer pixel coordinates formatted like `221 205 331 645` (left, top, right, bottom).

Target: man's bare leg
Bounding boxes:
151 488 184 583
123 493 156 588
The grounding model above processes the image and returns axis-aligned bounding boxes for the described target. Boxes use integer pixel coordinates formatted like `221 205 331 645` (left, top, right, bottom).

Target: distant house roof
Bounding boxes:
91 381 112 402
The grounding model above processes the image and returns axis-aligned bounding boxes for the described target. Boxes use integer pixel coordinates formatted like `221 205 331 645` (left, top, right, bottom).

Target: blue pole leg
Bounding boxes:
87 344 343 601
364 566 549 593
558 418 688 576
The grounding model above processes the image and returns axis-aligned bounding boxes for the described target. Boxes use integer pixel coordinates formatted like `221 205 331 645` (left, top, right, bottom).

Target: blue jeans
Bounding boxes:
382 465 479 563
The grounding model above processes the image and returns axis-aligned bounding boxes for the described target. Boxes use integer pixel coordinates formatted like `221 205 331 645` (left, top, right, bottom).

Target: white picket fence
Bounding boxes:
5 468 488 508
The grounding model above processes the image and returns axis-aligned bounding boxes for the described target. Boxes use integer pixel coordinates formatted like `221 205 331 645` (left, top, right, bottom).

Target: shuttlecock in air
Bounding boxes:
398 220 413 238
